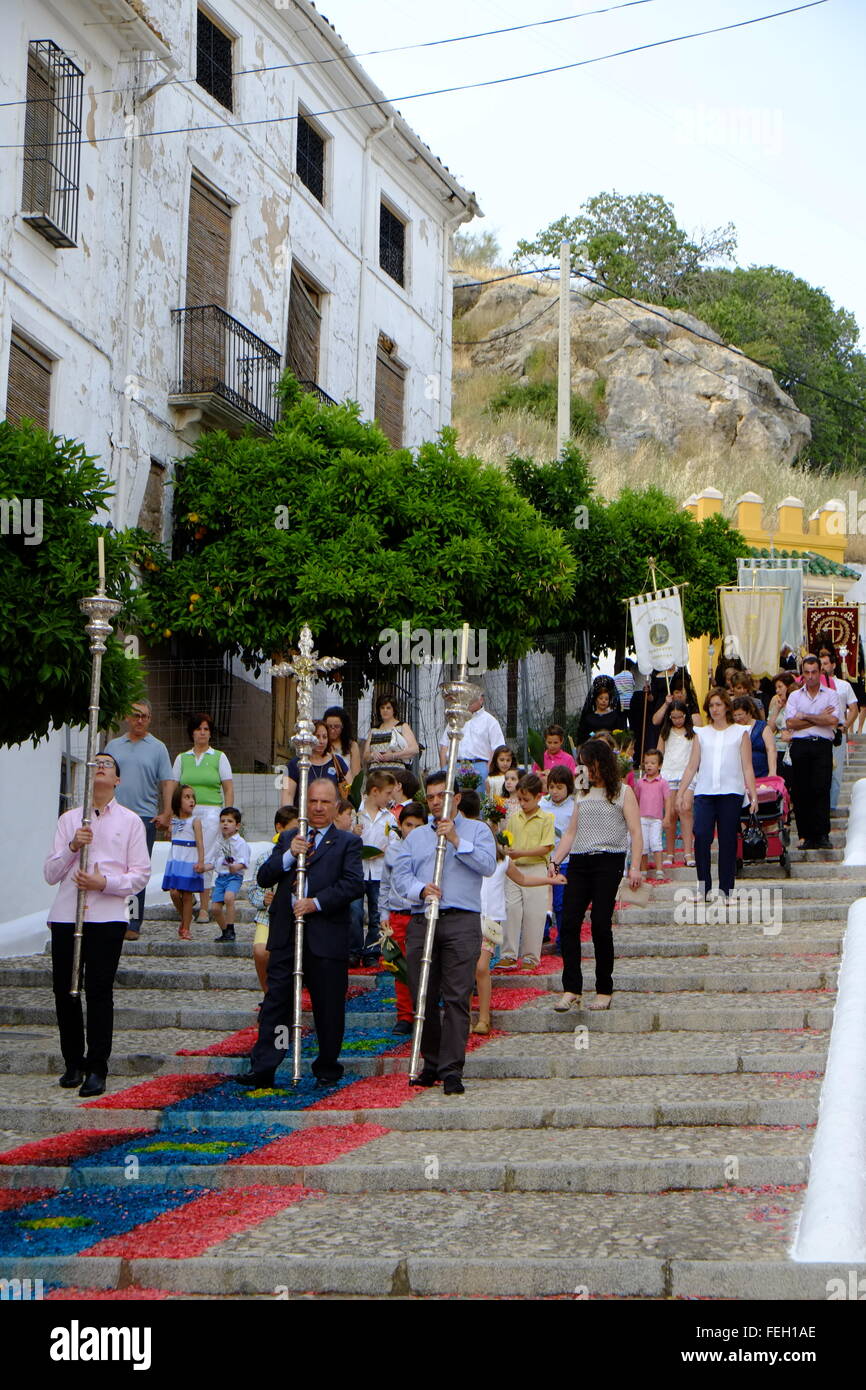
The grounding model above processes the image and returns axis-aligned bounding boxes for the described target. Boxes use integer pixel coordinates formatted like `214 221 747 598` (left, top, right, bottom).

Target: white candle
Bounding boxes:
459 622 469 667
97 535 105 590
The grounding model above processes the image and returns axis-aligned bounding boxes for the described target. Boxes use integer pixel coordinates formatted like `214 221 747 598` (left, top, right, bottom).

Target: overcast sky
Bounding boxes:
321 0 866 336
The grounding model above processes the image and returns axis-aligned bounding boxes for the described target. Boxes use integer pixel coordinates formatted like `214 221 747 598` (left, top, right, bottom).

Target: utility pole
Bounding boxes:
557 238 571 458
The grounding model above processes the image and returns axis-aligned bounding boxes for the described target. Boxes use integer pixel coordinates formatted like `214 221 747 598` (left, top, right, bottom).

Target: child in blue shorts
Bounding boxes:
212 807 250 943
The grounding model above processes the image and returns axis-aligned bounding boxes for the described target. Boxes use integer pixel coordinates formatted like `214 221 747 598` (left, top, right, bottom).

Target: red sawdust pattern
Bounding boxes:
0 1129 149 1166
80 1185 319 1258
229 1123 390 1166
82 1073 225 1110
0 1187 57 1210
45 1287 172 1300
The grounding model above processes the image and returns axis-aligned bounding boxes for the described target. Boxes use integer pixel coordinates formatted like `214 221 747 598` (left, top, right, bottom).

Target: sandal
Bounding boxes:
685 857 696 867
588 994 612 1011
178 925 191 940
195 913 210 925
471 1019 491 1034
554 992 582 1012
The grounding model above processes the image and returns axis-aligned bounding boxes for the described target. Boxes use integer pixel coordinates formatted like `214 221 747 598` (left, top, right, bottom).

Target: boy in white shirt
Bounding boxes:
212 807 251 943
351 770 399 965
540 766 576 948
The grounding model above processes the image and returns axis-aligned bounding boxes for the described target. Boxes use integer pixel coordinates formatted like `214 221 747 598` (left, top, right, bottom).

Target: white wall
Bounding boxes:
0 731 62 939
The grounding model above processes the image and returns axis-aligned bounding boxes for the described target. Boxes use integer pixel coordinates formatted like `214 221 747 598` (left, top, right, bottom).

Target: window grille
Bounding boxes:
21 40 83 249
379 202 406 286
196 9 233 110
296 114 325 203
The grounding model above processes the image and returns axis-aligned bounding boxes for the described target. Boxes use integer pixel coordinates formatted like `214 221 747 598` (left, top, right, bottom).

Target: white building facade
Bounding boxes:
0 0 478 934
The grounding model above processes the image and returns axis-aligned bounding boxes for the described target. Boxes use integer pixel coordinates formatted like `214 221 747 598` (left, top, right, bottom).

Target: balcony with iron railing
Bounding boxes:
169 305 281 434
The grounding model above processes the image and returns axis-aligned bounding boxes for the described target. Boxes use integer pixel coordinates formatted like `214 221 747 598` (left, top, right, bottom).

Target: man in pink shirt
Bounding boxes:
44 754 151 1096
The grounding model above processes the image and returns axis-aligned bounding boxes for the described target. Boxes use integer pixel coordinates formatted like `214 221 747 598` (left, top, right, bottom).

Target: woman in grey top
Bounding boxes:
549 739 643 1013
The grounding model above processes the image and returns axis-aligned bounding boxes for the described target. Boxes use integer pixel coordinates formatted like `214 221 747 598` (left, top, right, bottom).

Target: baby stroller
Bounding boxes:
736 774 791 877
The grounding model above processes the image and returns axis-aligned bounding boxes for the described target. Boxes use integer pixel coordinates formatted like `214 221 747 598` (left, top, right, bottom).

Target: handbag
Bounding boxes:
741 812 767 861
331 753 351 800
617 876 652 906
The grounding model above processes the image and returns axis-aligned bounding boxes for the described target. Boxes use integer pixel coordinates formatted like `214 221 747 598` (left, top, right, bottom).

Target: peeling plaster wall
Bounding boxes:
1 0 471 540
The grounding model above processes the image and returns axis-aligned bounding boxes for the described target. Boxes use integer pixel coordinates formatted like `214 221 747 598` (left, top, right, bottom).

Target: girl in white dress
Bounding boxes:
658 700 697 866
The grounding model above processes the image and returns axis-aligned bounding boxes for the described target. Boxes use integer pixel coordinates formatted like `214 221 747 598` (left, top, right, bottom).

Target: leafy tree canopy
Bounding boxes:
137 378 577 675
688 265 866 471
0 421 144 746
506 449 743 656
513 190 736 302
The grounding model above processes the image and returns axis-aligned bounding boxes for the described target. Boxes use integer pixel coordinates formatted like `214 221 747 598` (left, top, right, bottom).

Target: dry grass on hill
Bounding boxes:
450 261 866 563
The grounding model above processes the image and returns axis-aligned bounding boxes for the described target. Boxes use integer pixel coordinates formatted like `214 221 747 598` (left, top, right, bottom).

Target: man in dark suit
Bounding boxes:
236 778 363 1087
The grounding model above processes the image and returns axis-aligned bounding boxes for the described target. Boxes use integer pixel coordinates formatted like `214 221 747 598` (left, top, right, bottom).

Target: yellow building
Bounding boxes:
682 490 859 699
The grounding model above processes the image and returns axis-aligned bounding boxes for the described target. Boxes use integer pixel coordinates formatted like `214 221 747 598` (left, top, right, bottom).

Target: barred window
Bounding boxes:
296 114 325 204
379 203 406 287
21 40 83 249
196 9 233 111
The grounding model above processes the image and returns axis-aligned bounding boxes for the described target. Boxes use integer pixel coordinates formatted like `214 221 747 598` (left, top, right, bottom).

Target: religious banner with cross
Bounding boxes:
719 587 784 678
806 605 859 678
628 586 688 675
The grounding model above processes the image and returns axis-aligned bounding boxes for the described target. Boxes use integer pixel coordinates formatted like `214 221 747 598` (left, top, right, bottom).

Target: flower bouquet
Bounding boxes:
378 920 408 984
455 760 482 791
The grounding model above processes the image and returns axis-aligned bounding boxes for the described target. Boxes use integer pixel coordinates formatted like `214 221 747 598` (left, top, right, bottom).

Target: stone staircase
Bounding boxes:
2 747 866 1299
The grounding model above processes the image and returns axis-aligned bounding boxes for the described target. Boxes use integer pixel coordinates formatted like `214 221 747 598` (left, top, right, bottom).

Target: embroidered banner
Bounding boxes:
629 588 688 675
806 606 859 678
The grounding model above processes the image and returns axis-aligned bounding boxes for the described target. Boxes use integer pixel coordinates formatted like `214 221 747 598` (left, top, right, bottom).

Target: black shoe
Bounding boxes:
817 835 832 849
801 839 819 850
235 1069 276 1089
409 1068 437 1088
215 927 236 942
392 1020 413 1035
443 1075 465 1096
347 954 362 968
78 1074 105 1098
314 1074 344 1088
59 1068 84 1089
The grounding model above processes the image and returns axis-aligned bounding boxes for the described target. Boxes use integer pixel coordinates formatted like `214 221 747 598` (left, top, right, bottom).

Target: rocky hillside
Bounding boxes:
454 276 810 465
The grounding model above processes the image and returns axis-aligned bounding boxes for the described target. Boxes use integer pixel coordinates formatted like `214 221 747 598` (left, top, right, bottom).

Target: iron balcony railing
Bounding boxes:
171 304 281 432
296 379 336 407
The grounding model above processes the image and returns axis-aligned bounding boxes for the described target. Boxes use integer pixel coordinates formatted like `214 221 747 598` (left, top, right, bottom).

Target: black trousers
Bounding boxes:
251 941 348 1080
693 793 743 898
406 909 481 1079
50 921 127 1077
560 853 624 996
790 737 833 842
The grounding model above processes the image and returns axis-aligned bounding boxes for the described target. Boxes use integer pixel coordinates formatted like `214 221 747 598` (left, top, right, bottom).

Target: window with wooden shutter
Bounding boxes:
138 458 167 540
21 40 83 248
196 9 233 111
374 333 406 447
5 332 52 429
286 269 322 385
182 176 232 391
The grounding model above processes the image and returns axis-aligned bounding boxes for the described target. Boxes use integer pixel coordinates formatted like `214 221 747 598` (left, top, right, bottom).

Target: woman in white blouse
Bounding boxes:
677 688 758 901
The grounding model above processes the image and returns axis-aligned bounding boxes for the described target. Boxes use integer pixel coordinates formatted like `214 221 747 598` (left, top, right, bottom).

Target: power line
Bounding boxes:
455 262 866 419
455 296 558 346
0 0 661 108
0 2 828 148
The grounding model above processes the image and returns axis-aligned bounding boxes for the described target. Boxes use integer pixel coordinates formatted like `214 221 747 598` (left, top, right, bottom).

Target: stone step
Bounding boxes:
0 958 838 994
5 1189 852 1298
0 1123 813 1194
0 987 835 1034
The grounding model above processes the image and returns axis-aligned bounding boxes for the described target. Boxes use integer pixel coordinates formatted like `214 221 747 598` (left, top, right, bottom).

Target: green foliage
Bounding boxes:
688 265 866 471
487 381 600 439
453 228 502 267
506 456 744 655
0 421 144 746
347 768 365 811
513 191 736 302
526 728 546 767
138 376 577 676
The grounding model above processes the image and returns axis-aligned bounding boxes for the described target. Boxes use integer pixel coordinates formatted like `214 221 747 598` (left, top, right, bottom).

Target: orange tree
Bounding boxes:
0 420 144 745
135 378 577 684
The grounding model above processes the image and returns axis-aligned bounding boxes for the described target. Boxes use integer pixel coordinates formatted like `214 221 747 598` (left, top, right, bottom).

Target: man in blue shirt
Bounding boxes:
391 769 496 1094
104 699 173 939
